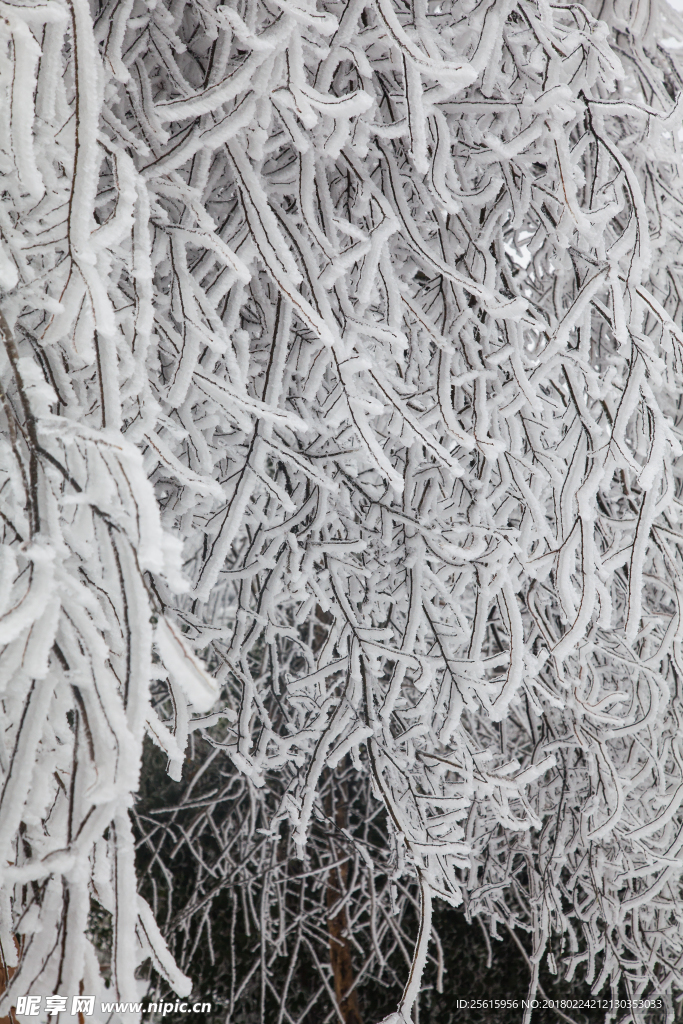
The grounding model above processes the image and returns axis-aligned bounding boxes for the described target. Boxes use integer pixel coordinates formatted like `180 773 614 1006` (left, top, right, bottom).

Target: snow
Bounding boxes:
2 0 683 1018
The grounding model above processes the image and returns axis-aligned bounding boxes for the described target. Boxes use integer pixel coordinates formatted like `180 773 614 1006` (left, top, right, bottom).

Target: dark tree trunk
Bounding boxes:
325 778 362 1024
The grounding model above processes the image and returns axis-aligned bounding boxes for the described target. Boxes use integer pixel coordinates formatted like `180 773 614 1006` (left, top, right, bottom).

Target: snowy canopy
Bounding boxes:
2 0 683 1019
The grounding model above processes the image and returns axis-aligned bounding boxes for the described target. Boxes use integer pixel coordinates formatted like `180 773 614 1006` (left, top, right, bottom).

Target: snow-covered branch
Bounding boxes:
3 0 683 1018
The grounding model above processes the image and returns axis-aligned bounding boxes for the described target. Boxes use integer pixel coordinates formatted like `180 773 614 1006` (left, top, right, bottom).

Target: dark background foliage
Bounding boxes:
127 741 669 1024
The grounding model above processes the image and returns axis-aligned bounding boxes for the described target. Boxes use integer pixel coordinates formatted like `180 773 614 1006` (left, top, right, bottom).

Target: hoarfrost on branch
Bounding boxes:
2 0 683 1018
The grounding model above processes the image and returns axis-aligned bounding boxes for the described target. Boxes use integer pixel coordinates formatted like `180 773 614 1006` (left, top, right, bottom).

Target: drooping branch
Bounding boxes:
3 0 683 1019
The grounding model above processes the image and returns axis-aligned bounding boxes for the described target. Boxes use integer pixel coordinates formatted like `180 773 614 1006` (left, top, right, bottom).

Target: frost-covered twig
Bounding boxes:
3 0 683 1020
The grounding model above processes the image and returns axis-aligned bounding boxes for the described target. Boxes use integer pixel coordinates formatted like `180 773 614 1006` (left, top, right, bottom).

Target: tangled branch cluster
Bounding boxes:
3 0 683 1018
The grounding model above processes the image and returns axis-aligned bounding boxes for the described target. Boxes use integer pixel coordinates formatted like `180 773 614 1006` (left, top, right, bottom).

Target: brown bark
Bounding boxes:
315 612 362 1024
0 938 18 1024
326 889 362 1024
0 942 84 1024
325 780 362 1024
